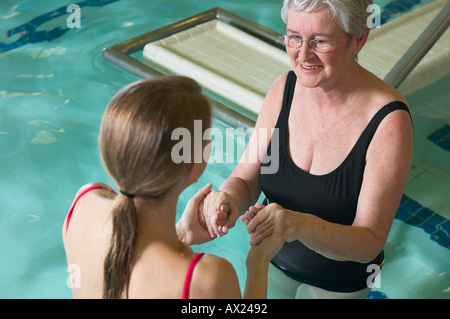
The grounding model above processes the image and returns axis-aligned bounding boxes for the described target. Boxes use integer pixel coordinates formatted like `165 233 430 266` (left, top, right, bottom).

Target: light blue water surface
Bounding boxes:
0 0 448 299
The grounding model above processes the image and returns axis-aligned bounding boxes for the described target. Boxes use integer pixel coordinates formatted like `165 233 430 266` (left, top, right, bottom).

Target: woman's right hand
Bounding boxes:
200 190 239 238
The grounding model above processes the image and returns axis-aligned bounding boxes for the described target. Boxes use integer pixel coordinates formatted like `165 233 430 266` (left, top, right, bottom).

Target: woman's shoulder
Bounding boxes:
73 182 118 200
63 183 117 235
267 72 289 101
363 68 409 108
256 72 289 129
190 253 242 298
195 253 238 281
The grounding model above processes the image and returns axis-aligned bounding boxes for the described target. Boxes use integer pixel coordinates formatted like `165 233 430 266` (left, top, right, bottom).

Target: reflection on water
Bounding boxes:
0 0 448 299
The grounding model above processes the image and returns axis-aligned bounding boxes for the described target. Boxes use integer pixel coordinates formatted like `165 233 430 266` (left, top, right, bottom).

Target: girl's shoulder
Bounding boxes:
189 253 242 299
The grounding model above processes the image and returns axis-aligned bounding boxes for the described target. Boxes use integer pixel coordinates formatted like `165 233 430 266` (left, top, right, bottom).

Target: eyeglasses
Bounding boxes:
278 24 349 53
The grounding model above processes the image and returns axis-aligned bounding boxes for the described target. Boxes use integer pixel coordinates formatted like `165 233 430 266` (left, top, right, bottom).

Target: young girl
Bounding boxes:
62 76 284 299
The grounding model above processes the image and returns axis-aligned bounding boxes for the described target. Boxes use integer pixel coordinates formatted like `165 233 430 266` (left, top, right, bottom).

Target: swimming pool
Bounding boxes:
0 0 449 299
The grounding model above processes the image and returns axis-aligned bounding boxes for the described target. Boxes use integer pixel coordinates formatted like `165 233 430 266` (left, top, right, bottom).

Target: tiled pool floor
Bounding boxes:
405 161 450 222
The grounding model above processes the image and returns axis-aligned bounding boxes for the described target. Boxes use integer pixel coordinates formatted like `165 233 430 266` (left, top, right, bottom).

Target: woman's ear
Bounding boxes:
185 162 206 185
352 28 370 57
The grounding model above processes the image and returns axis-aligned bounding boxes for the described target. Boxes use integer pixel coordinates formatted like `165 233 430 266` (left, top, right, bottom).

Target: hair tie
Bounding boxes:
120 190 136 199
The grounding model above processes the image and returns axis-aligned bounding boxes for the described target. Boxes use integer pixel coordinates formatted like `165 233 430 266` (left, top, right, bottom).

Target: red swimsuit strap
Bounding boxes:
65 185 117 233
182 253 205 299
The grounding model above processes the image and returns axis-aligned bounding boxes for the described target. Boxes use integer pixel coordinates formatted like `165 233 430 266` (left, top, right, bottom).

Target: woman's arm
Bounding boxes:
246 108 413 263
244 211 285 299
189 212 285 299
200 73 289 237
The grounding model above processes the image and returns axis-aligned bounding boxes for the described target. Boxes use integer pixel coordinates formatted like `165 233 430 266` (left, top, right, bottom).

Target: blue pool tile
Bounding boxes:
367 290 389 299
440 139 450 152
396 195 450 249
396 195 422 219
405 214 425 227
433 222 450 248
0 0 120 53
380 0 422 24
427 124 450 152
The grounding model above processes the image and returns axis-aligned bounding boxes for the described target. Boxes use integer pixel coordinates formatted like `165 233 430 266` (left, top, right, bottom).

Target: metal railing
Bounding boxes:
102 8 274 130
383 1 450 88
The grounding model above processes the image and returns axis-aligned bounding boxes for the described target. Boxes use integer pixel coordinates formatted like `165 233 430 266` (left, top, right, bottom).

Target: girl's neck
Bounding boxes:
134 189 184 250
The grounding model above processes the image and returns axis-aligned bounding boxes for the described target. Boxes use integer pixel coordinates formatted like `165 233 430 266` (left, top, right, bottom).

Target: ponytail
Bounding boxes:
103 194 138 299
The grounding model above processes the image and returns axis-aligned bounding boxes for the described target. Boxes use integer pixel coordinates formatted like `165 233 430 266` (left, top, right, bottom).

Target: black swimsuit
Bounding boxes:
260 71 411 293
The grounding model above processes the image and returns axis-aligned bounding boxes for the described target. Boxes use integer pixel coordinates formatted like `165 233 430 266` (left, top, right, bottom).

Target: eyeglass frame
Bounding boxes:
278 24 350 53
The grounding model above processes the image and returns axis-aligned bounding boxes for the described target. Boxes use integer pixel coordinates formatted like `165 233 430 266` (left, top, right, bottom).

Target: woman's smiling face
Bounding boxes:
285 6 355 90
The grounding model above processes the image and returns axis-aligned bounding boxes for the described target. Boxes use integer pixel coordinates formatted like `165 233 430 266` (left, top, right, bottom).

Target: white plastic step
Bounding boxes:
143 20 290 117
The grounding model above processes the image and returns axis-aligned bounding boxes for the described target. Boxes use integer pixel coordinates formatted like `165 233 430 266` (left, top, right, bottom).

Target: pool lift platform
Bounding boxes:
103 1 450 130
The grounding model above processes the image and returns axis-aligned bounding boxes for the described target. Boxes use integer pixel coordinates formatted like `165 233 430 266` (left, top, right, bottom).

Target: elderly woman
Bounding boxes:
201 0 413 299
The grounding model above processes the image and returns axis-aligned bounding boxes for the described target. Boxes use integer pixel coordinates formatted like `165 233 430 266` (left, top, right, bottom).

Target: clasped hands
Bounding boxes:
177 184 287 253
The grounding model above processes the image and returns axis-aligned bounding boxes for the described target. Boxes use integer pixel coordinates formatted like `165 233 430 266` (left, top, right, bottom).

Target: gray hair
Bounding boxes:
281 0 372 37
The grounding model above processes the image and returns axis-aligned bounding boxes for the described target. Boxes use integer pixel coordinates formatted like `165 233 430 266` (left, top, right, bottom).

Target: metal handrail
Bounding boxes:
384 1 450 88
102 7 279 130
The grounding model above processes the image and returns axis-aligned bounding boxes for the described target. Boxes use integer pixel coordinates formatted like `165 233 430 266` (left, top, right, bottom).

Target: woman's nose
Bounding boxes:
296 43 315 61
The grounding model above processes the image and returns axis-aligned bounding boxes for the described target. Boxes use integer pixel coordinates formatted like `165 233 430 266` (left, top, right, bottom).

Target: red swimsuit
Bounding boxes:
65 185 204 299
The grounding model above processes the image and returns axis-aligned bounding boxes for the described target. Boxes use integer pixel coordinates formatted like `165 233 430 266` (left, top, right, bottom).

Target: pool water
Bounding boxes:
0 0 449 299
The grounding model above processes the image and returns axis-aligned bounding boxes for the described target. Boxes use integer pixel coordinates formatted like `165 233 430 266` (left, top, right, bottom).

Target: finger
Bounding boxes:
192 183 212 204
211 213 225 238
207 208 229 236
198 201 207 229
249 224 275 246
242 209 257 222
246 210 269 234
214 211 228 227
220 215 237 235
193 183 212 201
202 208 218 239
220 204 229 214
240 213 251 225
215 211 228 221
247 206 260 216
248 205 263 214
254 203 266 210
255 220 273 235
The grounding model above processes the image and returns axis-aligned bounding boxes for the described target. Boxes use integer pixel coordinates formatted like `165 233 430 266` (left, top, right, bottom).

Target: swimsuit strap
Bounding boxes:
65 185 117 233
182 253 205 299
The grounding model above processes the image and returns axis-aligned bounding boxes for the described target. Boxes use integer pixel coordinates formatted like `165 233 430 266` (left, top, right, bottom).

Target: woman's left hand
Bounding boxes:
242 203 295 246
246 210 286 266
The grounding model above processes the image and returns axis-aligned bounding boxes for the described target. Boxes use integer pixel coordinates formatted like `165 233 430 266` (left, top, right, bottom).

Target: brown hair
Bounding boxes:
99 76 211 298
